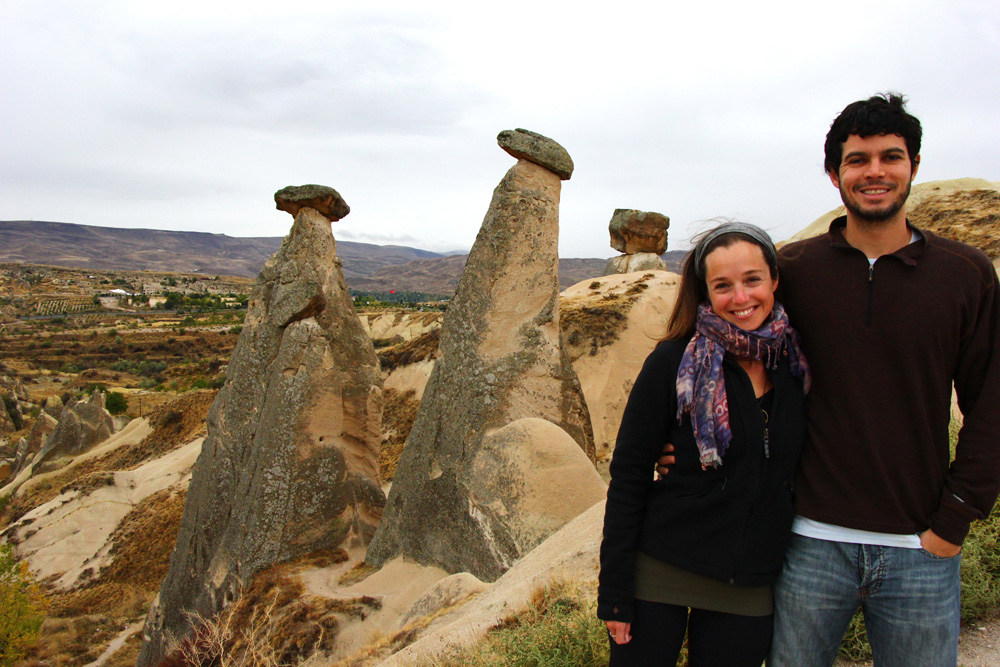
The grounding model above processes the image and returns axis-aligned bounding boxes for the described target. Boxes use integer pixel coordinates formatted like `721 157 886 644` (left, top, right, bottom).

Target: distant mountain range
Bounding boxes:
0 220 684 296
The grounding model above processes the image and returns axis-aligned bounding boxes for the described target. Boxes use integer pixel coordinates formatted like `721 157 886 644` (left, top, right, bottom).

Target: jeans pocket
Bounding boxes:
917 547 960 560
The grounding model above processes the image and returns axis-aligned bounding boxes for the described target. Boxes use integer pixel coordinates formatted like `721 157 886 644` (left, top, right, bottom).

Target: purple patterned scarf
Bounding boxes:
676 302 810 469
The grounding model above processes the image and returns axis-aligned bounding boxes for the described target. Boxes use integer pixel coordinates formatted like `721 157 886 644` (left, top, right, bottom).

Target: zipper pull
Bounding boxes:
868 264 874 282
763 427 770 458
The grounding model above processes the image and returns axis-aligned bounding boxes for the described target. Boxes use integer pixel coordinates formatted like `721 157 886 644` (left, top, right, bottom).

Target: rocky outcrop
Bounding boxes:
0 398 13 435
43 395 64 418
274 184 351 221
604 208 670 275
138 188 384 666
36 392 114 465
563 271 680 459
14 412 57 473
603 252 669 275
366 131 595 581
497 129 574 180
609 208 669 254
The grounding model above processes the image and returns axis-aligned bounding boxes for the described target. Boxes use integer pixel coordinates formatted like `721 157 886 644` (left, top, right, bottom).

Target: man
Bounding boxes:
661 93 1000 665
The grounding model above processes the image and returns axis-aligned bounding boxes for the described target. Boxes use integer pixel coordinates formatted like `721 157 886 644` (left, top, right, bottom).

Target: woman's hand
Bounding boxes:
605 620 632 645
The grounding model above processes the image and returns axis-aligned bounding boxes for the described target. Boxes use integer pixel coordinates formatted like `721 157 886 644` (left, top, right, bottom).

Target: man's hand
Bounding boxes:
605 620 632 645
920 529 962 558
655 443 675 479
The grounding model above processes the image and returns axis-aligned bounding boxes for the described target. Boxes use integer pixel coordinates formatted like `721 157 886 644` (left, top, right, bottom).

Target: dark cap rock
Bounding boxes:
609 208 670 255
274 184 350 221
497 129 574 180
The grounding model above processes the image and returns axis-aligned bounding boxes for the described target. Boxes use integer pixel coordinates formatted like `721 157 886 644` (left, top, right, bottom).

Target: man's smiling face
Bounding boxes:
829 133 920 225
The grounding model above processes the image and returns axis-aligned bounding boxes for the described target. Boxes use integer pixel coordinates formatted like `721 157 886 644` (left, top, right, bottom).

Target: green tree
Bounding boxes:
105 391 129 415
0 543 48 666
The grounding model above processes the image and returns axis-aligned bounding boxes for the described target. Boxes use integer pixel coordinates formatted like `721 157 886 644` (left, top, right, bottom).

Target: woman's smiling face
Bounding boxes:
703 240 778 331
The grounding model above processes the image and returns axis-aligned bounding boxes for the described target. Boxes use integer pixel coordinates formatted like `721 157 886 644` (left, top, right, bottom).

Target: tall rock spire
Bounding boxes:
138 185 383 665
366 130 599 582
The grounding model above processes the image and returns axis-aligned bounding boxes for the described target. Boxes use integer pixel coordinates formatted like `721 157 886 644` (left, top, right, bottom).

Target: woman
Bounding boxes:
597 222 810 666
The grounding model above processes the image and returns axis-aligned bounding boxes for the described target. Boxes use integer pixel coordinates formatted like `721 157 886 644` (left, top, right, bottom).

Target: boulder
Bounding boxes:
609 208 669 255
138 191 384 666
36 393 114 464
366 145 595 581
274 184 350 221
602 252 669 275
497 129 574 180
43 395 64 417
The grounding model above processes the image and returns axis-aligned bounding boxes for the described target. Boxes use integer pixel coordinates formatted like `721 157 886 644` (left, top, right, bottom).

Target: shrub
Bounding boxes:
106 391 129 415
0 543 48 666
416 580 609 667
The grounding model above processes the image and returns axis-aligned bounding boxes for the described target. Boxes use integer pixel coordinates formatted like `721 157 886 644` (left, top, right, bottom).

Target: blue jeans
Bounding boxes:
769 534 961 667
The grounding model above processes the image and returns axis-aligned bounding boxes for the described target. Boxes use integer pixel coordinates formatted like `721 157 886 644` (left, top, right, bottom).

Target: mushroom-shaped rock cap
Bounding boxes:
609 208 670 255
274 184 350 221
497 128 574 180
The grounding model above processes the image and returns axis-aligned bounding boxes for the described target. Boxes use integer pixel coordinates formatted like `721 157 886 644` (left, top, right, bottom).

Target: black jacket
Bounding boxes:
597 338 806 623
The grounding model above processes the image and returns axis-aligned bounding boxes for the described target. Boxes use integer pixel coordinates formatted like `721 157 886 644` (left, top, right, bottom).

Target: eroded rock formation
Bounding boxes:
604 208 670 275
138 186 383 666
36 392 114 465
366 130 596 581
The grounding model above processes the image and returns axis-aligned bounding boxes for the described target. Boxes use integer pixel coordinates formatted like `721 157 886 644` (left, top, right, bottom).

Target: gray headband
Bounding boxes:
693 222 777 278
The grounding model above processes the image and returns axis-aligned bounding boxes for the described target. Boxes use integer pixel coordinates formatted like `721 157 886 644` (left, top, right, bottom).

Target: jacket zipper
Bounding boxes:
729 378 770 582
866 263 874 326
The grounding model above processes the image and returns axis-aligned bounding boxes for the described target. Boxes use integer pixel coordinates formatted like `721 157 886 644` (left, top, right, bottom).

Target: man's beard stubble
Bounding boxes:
841 180 912 225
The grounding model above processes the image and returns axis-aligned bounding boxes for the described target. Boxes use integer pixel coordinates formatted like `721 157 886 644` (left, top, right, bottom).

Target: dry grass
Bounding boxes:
338 562 379 587
17 487 188 665
377 329 440 372
158 565 383 667
102 631 143 667
379 388 420 482
561 290 637 362
17 615 122 667
909 189 1000 259
408 579 608 667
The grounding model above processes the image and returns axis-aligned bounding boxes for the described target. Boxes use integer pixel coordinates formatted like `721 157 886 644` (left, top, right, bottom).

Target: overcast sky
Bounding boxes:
2 0 998 259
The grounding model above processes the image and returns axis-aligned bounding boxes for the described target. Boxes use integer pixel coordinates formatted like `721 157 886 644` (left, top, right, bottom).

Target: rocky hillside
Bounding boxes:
0 220 447 281
0 220 621 294
788 178 1000 253
4 175 997 667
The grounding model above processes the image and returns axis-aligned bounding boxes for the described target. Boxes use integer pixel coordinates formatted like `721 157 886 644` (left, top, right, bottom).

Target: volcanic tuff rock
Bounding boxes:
366 137 595 581
274 184 351 221
609 208 669 255
497 128 574 180
43 395 64 417
36 392 114 465
0 400 12 435
14 412 57 473
137 191 384 666
603 252 669 275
